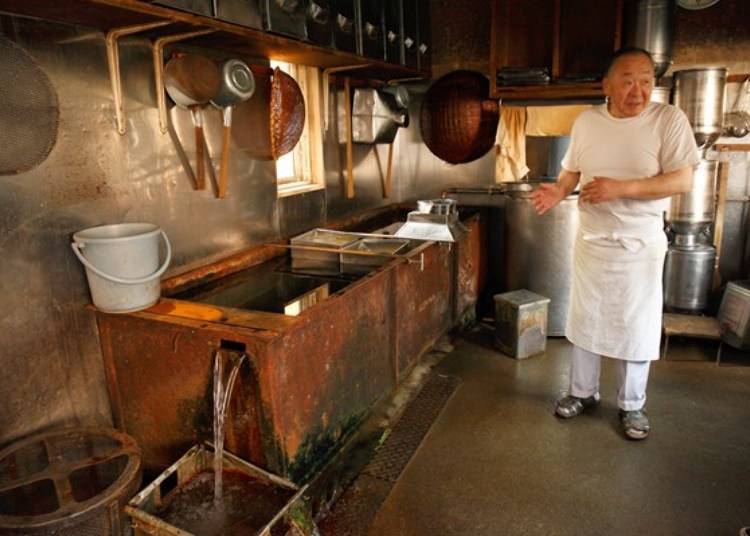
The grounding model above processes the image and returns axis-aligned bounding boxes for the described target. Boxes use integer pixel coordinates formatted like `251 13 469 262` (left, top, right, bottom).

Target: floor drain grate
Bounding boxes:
319 372 459 535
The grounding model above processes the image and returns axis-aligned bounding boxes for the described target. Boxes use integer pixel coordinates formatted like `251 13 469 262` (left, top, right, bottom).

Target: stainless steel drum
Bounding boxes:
667 158 718 235
650 85 671 104
503 182 579 336
673 67 728 148
624 0 676 78
663 242 715 312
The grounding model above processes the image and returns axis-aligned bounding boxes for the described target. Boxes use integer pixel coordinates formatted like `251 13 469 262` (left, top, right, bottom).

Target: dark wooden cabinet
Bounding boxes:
490 0 623 100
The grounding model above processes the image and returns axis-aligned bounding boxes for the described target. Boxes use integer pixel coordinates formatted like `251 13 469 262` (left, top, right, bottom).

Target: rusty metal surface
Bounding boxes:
94 233 475 482
455 213 484 324
394 240 453 376
259 271 396 482
96 312 274 471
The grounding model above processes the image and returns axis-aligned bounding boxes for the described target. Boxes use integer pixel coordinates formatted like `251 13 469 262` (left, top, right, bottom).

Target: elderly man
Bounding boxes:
531 47 699 440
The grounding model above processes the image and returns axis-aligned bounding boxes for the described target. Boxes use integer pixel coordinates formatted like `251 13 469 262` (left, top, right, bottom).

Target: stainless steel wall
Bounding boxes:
0 16 495 447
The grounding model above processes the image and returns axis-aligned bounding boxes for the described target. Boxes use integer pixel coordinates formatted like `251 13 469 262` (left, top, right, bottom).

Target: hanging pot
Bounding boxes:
420 70 500 164
231 66 306 160
164 53 221 189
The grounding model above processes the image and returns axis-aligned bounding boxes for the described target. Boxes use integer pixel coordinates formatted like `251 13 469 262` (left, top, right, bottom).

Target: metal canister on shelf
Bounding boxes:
673 67 728 148
663 240 716 313
667 158 718 235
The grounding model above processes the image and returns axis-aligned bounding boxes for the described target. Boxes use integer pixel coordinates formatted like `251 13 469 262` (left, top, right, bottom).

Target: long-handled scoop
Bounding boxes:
164 54 221 190
210 59 255 198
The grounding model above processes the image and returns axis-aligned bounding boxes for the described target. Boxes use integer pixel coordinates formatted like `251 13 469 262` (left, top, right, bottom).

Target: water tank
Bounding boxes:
502 182 579 336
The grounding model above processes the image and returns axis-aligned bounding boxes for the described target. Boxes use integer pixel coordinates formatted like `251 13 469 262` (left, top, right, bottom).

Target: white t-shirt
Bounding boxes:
561 102 700 238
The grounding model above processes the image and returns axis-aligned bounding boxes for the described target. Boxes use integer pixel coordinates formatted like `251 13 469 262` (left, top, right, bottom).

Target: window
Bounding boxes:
271 60 325 197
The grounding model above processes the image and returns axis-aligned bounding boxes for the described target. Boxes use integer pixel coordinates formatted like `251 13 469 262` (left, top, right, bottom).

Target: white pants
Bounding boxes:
569 345 650 411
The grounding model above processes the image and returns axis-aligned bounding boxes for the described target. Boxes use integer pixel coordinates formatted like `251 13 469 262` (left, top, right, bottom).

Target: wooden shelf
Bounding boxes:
0 0 428 81
493 82 604 101
490 0 619 101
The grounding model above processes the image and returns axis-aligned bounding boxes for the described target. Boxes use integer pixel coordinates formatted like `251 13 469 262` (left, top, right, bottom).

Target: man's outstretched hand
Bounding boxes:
530 182 566 215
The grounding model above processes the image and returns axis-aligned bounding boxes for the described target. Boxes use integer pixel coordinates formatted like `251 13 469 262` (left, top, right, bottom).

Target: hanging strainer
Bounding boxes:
0 36 59 175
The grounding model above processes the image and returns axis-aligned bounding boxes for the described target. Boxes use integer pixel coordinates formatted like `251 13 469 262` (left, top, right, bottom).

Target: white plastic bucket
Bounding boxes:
71 223 172 313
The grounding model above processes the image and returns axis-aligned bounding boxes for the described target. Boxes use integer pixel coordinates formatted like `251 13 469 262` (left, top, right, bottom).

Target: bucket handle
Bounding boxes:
71 231 172 285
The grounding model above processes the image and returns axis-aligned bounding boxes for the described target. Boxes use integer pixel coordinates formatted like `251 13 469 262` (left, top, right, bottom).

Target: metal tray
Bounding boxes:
290 228 360 271
126 444 311 536
340 237 409 274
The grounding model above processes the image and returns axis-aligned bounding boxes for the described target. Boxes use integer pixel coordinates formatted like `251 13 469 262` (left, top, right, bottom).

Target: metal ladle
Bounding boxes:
210 59 255 198
164 54 221 190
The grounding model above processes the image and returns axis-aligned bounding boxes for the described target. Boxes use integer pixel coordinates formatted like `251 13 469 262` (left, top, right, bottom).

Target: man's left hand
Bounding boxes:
579 177 625 204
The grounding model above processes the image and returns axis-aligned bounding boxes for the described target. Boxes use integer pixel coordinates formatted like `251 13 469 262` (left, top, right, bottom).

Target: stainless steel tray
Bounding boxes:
290 228 360 270
340 238 409 274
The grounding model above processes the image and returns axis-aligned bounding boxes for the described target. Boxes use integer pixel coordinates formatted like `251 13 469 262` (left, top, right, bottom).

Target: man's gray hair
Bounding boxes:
604 47 655 77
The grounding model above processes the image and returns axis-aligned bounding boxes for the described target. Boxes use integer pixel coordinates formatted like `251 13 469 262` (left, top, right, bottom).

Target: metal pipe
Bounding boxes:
105 21 172 135
151 29 217 134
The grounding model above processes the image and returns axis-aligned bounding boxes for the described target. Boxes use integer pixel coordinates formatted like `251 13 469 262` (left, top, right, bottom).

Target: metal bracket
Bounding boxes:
105 21 173 135
321 63 372 132
407 252 425 272
151 29 218 134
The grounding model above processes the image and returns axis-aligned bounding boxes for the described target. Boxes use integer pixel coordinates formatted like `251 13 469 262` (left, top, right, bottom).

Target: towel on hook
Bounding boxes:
496 106 528 182
526 105 590 136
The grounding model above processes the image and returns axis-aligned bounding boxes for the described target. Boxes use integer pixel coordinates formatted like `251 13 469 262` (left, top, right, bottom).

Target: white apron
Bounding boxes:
565 225 667 362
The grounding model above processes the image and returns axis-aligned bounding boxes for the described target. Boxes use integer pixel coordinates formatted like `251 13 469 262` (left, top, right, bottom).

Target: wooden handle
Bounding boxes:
384 143 393 198
195 125 205 190
344 77 355 199
218 125 231 198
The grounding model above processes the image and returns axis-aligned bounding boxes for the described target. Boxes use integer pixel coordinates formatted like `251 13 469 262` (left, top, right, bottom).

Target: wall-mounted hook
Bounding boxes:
106 21 173 135
151 29 218 134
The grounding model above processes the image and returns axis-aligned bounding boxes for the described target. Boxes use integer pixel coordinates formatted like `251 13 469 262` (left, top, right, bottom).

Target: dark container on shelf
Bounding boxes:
213 0 263 28
331 0 360 53
384 0 404 64
360 0 385 60
307 0 335 47
153 0 213 16
416 0 430 71
402 0 418 69
262 0 308 40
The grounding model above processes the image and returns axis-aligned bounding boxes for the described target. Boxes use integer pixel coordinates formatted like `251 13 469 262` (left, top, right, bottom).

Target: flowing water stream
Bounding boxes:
212 349 246 504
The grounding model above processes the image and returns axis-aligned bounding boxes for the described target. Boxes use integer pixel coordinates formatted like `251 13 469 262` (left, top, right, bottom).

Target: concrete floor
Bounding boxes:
367 330 750 536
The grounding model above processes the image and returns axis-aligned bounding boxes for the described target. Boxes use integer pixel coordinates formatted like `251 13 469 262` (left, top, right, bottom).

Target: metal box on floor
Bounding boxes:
494 290 550 359
718 280 750 349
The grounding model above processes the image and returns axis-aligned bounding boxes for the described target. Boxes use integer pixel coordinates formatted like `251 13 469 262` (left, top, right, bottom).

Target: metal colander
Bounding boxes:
0 36 59 175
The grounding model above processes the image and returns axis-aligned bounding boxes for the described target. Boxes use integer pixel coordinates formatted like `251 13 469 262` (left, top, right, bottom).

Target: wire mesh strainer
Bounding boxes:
0 36 59 175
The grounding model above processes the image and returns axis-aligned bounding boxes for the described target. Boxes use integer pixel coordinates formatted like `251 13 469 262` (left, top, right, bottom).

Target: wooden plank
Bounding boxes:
161 242 285 294
714 144 750 152
552 0 561 79
344 77 355 199
144 298 302 333
493 82 604 100
663 313 720 340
